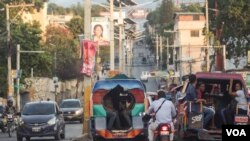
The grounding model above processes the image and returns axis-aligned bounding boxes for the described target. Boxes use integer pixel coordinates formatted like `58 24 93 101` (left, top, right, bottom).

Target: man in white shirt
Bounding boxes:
147 90 177 141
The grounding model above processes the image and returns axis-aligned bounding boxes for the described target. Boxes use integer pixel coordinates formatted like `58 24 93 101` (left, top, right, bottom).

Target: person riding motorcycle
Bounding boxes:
4 98 16 116
147 90 177 141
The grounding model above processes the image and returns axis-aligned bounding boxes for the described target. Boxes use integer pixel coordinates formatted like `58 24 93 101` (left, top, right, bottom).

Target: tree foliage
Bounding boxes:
66 17 84 39
0 0 48 95
209 0 250 60
180 3 202 12
44 25 80 80
11 21 52 78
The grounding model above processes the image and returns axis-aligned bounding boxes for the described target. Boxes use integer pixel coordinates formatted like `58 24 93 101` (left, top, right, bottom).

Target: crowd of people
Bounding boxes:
146 73 248 141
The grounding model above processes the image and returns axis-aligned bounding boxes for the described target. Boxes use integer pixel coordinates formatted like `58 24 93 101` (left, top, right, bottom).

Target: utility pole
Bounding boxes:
160 35 163 70
110 0 115 70
223 45 226 71
118 1 123 72
16 45 20 111
6 3 34 97
156 34 159 70
166 38 169 70
205 0 210 72
83 0 91 134
6 4 12 97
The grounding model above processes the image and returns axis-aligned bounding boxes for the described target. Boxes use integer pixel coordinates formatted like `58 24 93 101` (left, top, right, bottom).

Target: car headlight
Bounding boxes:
75 109 82 115
47 117 56 125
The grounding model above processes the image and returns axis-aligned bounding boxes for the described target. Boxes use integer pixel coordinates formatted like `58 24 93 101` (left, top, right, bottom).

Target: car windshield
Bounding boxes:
60 101 80 108
22 103 55 115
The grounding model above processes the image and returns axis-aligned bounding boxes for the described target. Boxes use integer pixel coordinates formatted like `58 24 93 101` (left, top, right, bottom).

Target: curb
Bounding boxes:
71 133 92 141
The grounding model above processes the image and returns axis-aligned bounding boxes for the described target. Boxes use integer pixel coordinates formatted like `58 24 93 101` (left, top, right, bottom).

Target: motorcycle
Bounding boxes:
141 113 173 141
3 114 17 137
153 123 172 141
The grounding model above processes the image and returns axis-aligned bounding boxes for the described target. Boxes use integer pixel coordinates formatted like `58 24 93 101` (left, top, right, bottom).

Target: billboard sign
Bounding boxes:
91 17 110 46
128 9 149 19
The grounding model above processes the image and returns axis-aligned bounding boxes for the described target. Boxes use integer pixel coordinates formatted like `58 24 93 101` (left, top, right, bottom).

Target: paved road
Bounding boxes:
0 121 82 141
131 45 158 92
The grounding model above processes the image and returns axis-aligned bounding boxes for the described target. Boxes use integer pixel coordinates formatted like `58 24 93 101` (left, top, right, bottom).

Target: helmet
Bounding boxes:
7 97 14 107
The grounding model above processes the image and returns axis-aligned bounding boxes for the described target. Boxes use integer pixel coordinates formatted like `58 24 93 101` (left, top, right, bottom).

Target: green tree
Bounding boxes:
11 21 53 79
66 17 84 39
45 25 80 80
180 3 202 12
208 0 250 68
0 0 47 95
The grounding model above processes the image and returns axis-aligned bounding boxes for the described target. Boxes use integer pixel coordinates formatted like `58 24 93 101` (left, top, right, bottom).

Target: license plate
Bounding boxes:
234 116 248 123
7 115 12 118
160 131 170 135
113 132 126 137
32 127 41 132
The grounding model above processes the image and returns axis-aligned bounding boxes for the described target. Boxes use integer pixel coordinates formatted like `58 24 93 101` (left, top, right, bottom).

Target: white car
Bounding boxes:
140 71 150 82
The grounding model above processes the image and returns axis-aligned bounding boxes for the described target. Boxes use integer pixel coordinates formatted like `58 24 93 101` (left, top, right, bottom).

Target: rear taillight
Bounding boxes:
161 125 170 131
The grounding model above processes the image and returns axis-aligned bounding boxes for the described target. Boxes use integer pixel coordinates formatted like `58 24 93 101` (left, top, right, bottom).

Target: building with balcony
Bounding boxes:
173 12 206 76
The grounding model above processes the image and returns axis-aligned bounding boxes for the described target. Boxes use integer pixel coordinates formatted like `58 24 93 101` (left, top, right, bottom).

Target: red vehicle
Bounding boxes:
175 72 250 141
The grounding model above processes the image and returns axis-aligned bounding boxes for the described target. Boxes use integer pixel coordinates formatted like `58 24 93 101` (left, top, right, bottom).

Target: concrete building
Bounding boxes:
173 12 206 76
21 1 48 35
21 1 75 39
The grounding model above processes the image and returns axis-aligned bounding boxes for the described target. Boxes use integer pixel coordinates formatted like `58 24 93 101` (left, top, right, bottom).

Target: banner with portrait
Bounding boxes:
91 17 110 46
80 40 97 77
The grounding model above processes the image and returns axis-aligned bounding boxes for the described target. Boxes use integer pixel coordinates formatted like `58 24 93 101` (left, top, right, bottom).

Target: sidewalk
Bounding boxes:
71 133 92 141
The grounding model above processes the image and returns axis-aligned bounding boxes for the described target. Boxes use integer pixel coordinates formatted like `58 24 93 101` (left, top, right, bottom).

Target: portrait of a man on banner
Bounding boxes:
80 40 97 76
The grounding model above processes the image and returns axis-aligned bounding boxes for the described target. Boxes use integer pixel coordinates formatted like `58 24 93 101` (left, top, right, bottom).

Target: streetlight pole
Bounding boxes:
16 45 45 111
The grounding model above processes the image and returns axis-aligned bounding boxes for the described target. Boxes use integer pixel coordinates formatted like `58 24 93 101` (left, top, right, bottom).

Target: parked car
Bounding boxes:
60 99 83 123
140 71 150 82
16 101 65 141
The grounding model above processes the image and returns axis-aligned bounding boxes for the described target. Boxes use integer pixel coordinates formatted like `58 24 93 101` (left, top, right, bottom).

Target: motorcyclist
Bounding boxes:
4 98 16 116
147 90 177 141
